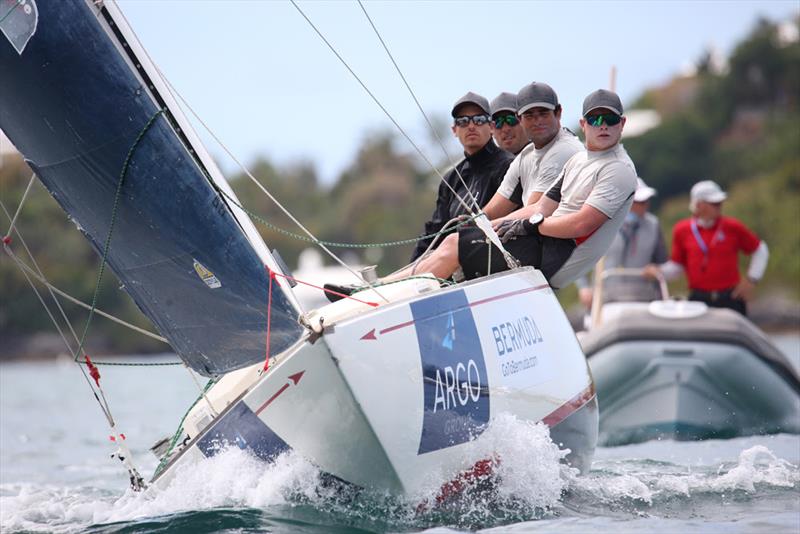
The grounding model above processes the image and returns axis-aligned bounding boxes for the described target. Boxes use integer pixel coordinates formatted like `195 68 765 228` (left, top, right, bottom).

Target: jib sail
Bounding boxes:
0 0 304 376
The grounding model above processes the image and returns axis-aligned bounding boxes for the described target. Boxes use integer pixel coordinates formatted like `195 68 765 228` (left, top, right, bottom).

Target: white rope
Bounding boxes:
0 203 168 344
289 0 478 217
187 367 218 417
10 253 169 343
356 0 480 213
153 70 390 302
4 172 36 238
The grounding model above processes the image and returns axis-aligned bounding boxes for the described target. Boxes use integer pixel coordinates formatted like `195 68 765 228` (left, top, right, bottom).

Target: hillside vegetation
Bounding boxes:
0 16 797 357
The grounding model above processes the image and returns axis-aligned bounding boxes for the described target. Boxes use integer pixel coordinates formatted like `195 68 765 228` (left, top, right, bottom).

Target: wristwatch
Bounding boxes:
529 213 544 225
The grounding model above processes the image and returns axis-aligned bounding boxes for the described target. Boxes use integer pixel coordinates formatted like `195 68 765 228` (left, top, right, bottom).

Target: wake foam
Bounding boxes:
0 414 570 532
569 444 800 508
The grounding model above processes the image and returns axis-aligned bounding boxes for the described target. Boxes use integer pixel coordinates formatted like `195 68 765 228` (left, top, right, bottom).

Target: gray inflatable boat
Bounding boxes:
580 272 800 446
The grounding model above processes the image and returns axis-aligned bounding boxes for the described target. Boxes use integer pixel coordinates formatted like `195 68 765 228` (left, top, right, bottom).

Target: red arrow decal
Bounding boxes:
254 370 306 415
360 328 377 340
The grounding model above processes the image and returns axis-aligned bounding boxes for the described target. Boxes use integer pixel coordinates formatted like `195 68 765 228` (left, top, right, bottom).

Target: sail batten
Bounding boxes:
0 0 304 376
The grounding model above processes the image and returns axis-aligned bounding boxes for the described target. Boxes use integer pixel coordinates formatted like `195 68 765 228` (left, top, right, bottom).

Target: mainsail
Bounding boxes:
0 0 304 376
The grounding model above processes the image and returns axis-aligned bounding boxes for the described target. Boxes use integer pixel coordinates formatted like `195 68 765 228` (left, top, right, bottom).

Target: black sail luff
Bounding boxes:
0 0 304 376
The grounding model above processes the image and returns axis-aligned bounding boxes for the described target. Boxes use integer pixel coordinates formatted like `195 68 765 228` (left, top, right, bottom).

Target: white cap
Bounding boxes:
633 178 657 202
691 180 727 204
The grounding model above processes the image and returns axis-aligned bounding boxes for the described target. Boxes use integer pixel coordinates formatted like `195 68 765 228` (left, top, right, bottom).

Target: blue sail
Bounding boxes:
0 0 304 376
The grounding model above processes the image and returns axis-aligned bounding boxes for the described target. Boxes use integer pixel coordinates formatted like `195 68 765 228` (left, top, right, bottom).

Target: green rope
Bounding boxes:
75 108 166 363
0 0 22 25
84 359 182 367
217 187 481 248
152 378 216 478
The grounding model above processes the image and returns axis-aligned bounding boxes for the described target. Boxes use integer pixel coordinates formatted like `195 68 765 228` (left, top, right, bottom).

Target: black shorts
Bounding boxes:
689 288 747 316
458 226 576 281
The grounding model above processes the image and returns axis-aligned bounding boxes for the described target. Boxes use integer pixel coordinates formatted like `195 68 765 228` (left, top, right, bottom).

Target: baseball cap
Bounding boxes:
451 92 490 117
690 180 727 204
582 89 623 116
516 82 559 114
633 178 657 202
490 92 517 117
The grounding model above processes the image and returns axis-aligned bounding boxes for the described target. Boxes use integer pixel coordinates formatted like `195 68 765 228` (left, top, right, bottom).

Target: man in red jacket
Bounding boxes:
645 180 769 315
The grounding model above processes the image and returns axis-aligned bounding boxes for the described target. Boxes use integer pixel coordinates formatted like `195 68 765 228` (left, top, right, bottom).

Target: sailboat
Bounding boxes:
0 0 596 495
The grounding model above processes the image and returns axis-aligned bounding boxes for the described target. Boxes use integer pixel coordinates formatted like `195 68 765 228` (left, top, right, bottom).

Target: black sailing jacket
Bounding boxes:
410 141 513 261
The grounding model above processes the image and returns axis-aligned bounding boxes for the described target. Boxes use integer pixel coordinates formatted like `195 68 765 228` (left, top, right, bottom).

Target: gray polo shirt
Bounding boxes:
496 128 582 205
547 144 638 289
603 212 668 269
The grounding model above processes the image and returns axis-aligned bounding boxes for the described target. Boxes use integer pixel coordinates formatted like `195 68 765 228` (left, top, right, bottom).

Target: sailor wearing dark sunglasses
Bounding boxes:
489 92 529 156
408 92 513 262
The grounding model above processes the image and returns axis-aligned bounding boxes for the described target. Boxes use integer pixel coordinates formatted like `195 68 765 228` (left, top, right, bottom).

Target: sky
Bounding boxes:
116 0 798 184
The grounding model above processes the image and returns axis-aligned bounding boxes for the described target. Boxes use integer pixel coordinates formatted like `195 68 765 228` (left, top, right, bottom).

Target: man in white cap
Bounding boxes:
644 180 768 315
408 91 513 262
489 91 529 156
325 88 635 296
577 177 667 306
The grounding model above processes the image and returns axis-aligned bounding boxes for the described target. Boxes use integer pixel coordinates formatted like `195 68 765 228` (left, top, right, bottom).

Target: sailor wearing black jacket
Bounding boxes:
410 92 514 261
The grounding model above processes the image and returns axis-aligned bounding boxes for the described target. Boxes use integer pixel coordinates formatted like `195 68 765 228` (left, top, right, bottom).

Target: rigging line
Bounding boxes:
1 199 117 423
1 199 166 346
1 240 115 424
187 366 218 417
5 251 168 343
356 0 480 213
0 198 82 353
216 186 480 248
3 246 78 362
289 0 478 217
74 109 166 360
4 172 36 239
0 0 21 25
154 70 389 302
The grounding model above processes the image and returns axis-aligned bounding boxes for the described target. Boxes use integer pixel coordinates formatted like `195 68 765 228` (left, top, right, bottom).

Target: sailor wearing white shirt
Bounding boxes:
484 82 582 219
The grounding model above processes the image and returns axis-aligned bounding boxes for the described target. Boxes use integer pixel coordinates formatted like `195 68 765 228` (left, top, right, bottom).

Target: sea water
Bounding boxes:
1 335 798 533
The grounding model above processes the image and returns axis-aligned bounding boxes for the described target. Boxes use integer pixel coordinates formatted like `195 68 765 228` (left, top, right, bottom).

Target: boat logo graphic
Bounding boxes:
412 290 490 454
441 312 456 350
193 259 222 289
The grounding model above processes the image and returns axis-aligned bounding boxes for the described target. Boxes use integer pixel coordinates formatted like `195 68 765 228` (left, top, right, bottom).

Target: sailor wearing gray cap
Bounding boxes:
482 82 582 221
451 91 491 117
489 92 529 156
517 82 559 113
582 88 624 117
407 91 513 262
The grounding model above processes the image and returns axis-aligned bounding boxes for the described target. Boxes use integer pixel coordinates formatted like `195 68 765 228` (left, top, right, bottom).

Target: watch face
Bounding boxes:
529 213 544 225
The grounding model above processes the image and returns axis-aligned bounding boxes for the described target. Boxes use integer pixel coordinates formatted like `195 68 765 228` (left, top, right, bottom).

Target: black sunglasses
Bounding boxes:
493 115 520 128
585 113 623 127
454 114 491 127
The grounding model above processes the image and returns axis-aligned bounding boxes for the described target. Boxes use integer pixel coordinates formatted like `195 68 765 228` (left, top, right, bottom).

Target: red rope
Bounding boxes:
261 265 381 372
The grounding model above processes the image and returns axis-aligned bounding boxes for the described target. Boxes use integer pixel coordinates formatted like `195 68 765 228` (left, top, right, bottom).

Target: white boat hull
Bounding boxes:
155 268 597 494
